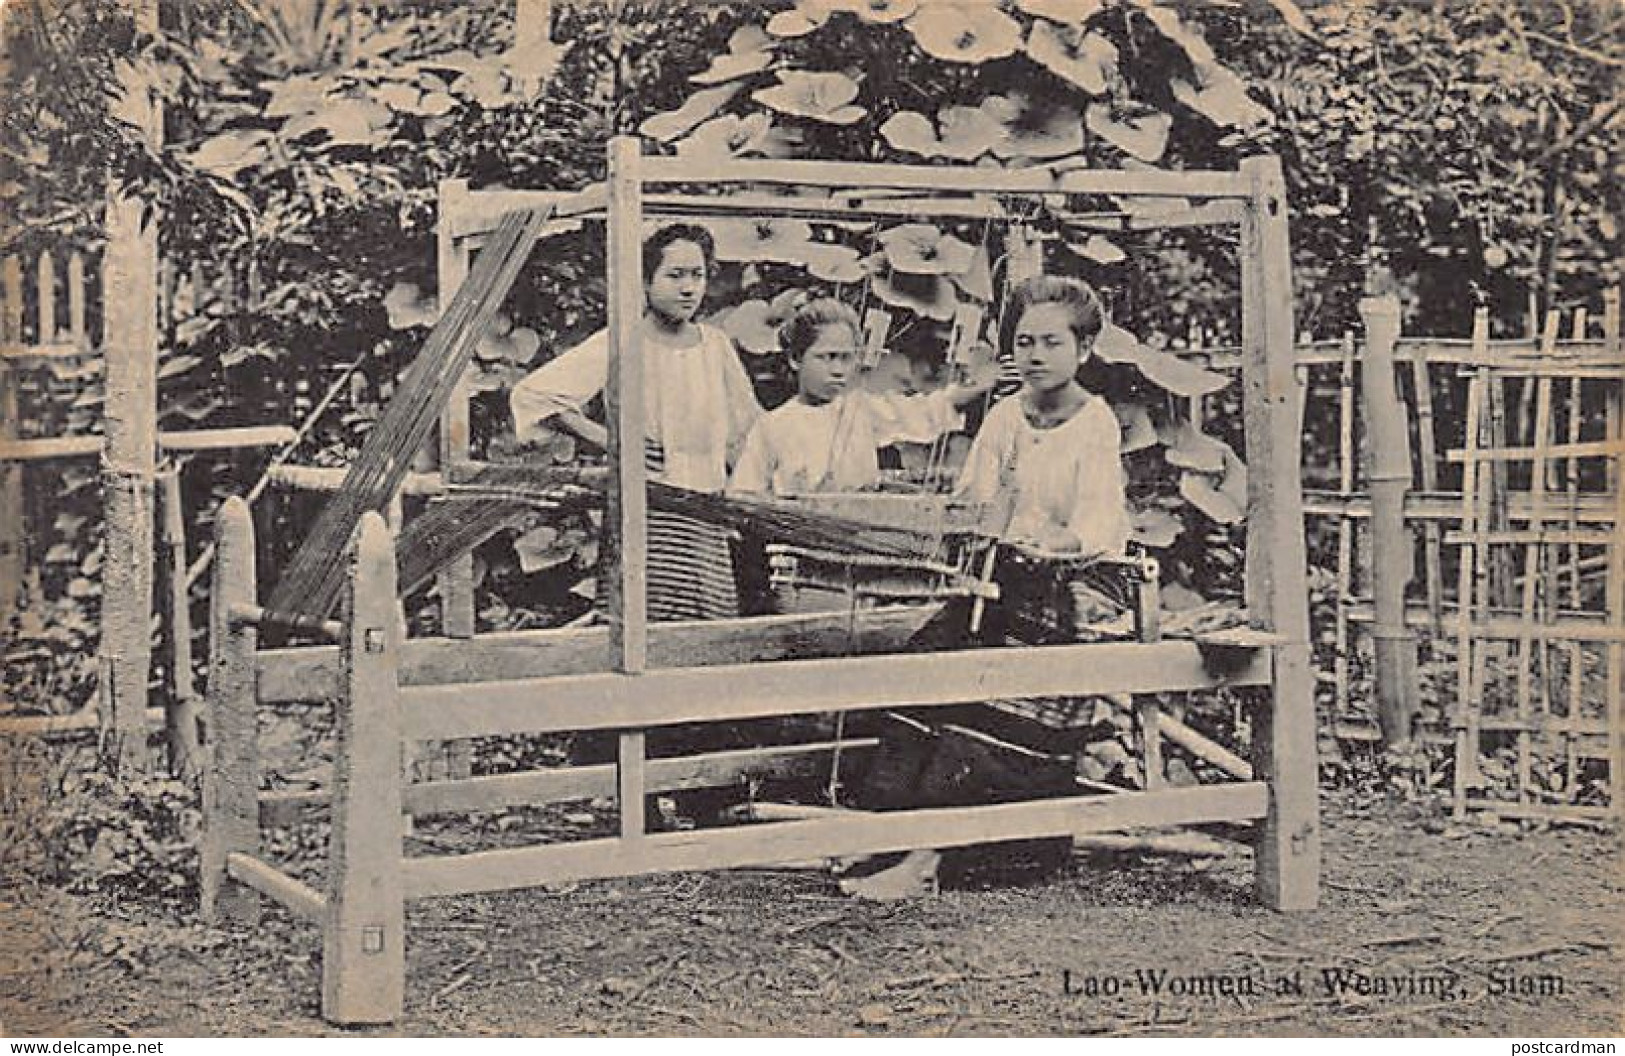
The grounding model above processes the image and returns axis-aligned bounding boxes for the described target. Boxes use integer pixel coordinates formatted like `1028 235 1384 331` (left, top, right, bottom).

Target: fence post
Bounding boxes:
1239 156 1319 911
1 257 23 635
98 0 162 773
201 496 260 924
323 512 405 1024
1359 294 1418 747
161 467 201 779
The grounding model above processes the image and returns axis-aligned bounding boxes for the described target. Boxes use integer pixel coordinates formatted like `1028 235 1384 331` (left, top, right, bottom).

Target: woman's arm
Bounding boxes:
712 330 765 467
1064 401 1132 557
509 331 609 446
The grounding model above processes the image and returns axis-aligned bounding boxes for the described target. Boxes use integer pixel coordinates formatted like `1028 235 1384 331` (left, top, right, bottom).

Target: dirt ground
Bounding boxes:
2 792 1620 1038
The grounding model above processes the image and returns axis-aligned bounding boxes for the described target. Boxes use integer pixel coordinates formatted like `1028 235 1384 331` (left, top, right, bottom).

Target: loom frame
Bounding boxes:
204 141 1318 1025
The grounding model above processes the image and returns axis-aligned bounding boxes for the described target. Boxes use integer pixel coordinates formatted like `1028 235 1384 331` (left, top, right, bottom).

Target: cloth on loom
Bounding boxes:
729 389 963 497
510 323 762 493
955 392 1131 556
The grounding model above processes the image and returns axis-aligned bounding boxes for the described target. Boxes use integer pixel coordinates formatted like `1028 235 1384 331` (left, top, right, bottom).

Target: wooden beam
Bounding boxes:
160 469 201 779
1 426 298 462
435 178 476 640
399 640 1274 741
267 465 445 496
201 497 261 926
402 782 1270 898
323 513 406 1026
258 739 881 826
605 136 647 676
99 0 162 770
1445 438 1625 463
255 605 939 704
1239 155 1319 912
225 853 325 923
1158 713 1253 781
642 156 1253 200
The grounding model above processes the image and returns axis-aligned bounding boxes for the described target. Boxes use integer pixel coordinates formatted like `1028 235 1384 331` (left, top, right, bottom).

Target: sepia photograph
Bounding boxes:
0 0 1620 1040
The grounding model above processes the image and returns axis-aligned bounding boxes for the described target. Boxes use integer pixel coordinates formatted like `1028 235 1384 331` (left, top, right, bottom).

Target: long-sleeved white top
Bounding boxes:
728 389 962 497
954 393 1131 556
509 324 762 493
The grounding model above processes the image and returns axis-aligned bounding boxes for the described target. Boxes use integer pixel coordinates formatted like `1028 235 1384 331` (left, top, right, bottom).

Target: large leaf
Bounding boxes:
1025 21 1116 95
1178 446 1248 525
188 130 275 177
906 4 1021 63
1085 102 1171 162
880 106 1001 161
753 70 865 125
1172 64 1272 129
690 24 776 85
639 83 742 143
985 93 1084 160
1016 0 1104 22
1158 419 1228 473
877 224 977 275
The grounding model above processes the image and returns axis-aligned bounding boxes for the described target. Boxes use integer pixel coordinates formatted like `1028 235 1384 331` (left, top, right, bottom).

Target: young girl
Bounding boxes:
729 298 987 497
510 223 763 621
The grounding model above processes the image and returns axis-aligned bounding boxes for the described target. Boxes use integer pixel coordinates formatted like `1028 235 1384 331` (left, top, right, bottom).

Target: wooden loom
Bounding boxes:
201 140 1319 1025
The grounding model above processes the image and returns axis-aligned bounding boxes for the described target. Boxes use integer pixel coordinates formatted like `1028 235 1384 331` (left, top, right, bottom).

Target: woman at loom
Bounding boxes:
844 275 1133 898
510 222 763 621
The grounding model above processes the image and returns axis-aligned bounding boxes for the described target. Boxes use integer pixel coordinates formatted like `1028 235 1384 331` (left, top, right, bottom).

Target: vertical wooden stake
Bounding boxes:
201 496 260 924
1 256 23 632
1137 698 1164 790
1513 314 1559 806
0 359 20 635
604 136 649 842
161 467 201 780
68 252 86 345
323 512 405 1025
435 178 477 641
1409 341 1444 638
99 0 162 773
1452 365 1486 819
1239 156 1319 911
37 251 56 344
1360 294 1418 747
1332 331 1356 732
1605 288 1624 818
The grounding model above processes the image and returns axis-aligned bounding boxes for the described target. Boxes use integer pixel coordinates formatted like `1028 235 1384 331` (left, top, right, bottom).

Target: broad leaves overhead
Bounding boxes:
753 70 866 125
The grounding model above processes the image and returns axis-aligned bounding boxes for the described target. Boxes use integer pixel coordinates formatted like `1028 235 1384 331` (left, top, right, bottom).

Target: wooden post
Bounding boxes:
323 513 406 1025
1359 294 1418 746
1452 366 1486 819
435 178 477 640
1512 313 1559 805
1239 156 1318 911
1137 699 1164 790
99 0 162 772
1 256 24 641
1605 289 1623 818
1332 331 1356 729
161 467 201 779
605 136 649 843
1409 341 1444 638
201 496 260 924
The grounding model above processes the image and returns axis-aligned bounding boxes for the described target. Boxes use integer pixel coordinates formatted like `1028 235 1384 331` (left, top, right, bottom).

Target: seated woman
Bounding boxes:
845 275 1133 896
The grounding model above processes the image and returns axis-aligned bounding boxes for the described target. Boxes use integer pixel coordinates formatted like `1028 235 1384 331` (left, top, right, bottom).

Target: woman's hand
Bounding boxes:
553 409 608 451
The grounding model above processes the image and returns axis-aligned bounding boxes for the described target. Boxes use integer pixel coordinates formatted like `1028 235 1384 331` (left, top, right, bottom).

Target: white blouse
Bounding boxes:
729 390 963 496
510 324 762 493
955 393 1131 556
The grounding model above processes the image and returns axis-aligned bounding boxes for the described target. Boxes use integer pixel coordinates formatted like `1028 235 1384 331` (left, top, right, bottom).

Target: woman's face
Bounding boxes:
796 323 860 405
1012 301 1088 395
645 239 708 325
